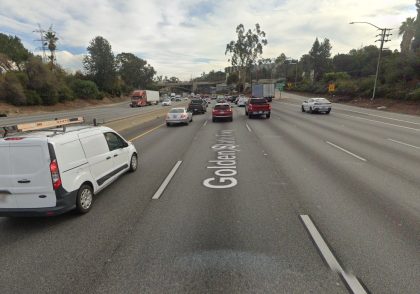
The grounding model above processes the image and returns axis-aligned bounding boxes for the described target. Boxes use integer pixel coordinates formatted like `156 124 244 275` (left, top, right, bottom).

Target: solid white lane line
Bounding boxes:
246 123 252 132
277 101 300 107
326 141 367 162
337 113 420 132
152 160 182 200
334 108 420 126
387 138 420 150
300 215 367 294
203 120 208 127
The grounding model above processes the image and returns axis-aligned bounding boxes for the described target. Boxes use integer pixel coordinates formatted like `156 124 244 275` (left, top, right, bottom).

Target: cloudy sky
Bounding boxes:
0 0 416 80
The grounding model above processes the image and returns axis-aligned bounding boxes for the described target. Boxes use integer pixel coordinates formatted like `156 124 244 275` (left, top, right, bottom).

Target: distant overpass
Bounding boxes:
156 80 226 92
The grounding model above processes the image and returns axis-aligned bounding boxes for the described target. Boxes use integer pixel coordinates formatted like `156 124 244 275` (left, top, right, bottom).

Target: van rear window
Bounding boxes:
11 146 44 174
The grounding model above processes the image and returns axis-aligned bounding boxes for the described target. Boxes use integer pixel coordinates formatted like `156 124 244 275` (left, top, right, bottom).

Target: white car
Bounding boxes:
161 99 172 106
302 98 332 114
0 117 138 216
237 96 248 107
166 108 193 126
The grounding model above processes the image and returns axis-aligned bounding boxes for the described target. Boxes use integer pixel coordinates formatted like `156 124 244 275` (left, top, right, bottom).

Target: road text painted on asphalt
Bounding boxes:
203 130 240 189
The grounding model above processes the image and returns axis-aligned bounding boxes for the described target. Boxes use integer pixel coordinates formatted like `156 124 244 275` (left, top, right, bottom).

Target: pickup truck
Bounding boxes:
245 98 271 119
187 99 206 114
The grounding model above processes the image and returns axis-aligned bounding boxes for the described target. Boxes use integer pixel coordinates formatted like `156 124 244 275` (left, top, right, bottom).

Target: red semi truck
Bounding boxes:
130 90 160 107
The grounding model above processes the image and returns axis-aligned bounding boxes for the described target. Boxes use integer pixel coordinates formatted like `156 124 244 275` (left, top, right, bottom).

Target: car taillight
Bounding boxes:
50 159 62 190
268 104 272 110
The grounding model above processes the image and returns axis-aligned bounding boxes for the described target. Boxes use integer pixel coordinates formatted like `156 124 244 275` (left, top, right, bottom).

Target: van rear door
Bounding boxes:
0 138 56 209
0 141 16 208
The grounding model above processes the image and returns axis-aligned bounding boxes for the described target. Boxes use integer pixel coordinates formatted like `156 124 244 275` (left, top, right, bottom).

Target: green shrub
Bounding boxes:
97 91 106 100
407 88 420 100
58 85 74 102
38 84 59 105
1 74 27 105
25 90 42 105
71 79 100 100
335 80 358 96
323 72 350 83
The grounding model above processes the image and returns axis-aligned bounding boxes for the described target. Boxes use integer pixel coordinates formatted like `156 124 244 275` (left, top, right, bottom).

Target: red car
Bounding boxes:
212 103 233 122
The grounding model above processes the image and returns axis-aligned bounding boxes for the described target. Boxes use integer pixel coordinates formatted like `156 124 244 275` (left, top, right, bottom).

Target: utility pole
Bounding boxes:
349 22 392 100
33 24 47 62
372 28 392 100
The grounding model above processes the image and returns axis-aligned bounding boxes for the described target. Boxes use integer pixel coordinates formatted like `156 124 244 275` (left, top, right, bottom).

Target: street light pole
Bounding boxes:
349 21 392 100
289 61 298 87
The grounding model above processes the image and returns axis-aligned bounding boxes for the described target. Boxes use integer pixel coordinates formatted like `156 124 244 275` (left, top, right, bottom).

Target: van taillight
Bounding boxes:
50 159 62 190
5 137 24 141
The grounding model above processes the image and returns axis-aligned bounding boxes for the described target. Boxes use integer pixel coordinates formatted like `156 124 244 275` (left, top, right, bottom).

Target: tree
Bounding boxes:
0 33 31 71
83 36 117 92
169 76 179 83
412 1 420 52
25 56 59 105
227 72 239 85
116 52 156 89
309 38 332 81
275 53 287 65
225 23 268 84
399 17 416 54
44 26 59 69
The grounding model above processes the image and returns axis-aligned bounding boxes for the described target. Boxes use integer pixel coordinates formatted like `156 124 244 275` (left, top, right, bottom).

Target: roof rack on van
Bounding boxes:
1 117 85 137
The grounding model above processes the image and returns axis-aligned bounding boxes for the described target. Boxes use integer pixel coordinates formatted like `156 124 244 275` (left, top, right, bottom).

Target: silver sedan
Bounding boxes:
166 108 193 126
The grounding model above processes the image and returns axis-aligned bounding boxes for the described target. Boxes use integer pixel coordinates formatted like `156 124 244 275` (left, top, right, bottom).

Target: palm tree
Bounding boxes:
44 27 58 69
411 1 420 52
399 17 416 54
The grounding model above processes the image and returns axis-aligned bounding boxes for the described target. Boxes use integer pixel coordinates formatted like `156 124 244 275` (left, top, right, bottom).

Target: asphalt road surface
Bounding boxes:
0 100 184 126
0 94 419 293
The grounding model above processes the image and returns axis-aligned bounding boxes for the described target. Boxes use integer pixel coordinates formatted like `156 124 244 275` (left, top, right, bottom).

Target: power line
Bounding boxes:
33 24 47 62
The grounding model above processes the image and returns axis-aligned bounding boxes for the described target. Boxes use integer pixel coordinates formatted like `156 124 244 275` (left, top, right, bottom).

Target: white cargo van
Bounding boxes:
0 118 138 216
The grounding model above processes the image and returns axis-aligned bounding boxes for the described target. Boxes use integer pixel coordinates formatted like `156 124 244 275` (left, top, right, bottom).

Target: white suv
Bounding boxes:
0 120 138 216
301 98 332 114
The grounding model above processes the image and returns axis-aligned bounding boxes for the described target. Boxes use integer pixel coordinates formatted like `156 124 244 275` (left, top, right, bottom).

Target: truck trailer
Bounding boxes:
130 90 160 107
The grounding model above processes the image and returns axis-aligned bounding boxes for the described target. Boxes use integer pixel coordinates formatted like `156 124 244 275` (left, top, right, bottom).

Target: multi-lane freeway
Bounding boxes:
0 92 419 293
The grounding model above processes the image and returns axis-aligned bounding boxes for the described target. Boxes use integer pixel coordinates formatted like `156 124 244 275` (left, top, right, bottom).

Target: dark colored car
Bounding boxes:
245 98 271 119
187 99 207 114
212 103 233 122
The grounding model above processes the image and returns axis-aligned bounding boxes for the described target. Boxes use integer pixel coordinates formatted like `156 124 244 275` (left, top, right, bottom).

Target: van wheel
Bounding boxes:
76 184 93 214
129 154 138 172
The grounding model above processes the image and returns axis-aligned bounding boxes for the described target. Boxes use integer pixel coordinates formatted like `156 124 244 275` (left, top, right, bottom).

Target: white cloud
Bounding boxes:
0 0 416 79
